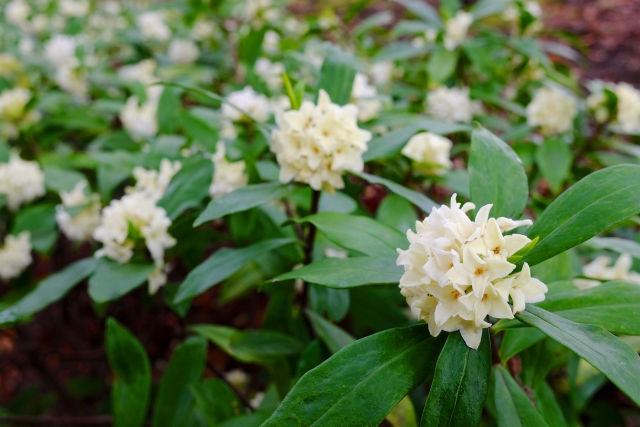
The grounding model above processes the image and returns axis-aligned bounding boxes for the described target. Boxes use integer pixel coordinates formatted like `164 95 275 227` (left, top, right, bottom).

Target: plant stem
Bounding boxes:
489 329 501 365
206 360 255 412
303 190 321 266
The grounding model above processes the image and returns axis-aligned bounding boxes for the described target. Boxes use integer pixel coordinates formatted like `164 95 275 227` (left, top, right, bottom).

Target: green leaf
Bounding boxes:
88 260 156 303
374 42 430 62
394 0 443 27
43 166 86 193
305 309 355 354
491 365 550 427
421 330 491 427
158 157 213 220
11 204 58 254
294 213 406 258
440 0 462 16
194 183 295 226
106 318 151 427
0 258 97 326
498 328 546 362
469 127 528 219
354 172 437 213
273 257 403 289
158 87 183 135
471 0 514 19
585 237 640 260
535 138 573 194
153 337 206 427
261 325 446 427
317 44 357 105
427 49 459 84
532 381 569 427
174 238 297 303
181 110 216 144
537 281 640 335
190 379 245 426
239 27 266 67
523 165 640 267
516 304 640 406
377 193 418 233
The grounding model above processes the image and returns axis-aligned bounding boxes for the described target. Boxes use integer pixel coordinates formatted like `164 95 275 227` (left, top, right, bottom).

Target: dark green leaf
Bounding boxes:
174 238 297 303
523 165 640 267
491 365 550 427
394 0 443 27
517 305 640 406
43 166 86 193
106 318 151 427
190 379 245 426
354 172 437 213
194 183 295 226
469 127 528 219
305 309 355 354
262 325 446 427
498 328 546 362
158 87 182 134
11 204 58 254
427 49 459 84
536 138 573 194
273 257 403 289
377 193 418 233
88 260 156 303
158 157 213 220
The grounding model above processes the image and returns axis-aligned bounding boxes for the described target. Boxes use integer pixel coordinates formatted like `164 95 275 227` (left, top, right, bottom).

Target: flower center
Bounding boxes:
493 247 501 254
474 268 484 276
482 294 489 301
451 290 461 299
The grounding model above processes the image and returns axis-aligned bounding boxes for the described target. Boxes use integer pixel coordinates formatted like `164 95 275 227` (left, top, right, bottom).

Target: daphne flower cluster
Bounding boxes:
426 86 480 123
137 11 171 41
270 89 372 192
401 132 453 175
209 142 248 199
396 195 547 349
350 73 383 122
574 253 640 290
0 88 40 139
168 39 200 65
444 11 473 50
43 35 89 100
0 152 45 211
93 159 181 294
588 81 640 134
526 87 577 134
120 85 163 139
55 181 102 242
254 58 284 91
222 86 271 123
0 232 32 280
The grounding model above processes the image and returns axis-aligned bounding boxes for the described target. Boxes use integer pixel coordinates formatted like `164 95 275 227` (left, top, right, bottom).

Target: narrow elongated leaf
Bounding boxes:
12 204 58 253
273 257 403 289
317 45 357 105
469 127 528 219
294 213 405 258
152 337 207 427
427 49 459 84
190 379 245 426
262 325 446 427
194 183 295 226
88 261 156 303
158 157 213 220
532 381 569 427
536 138 573 194
421 330 491 427
354 172 437 213
394 0 443 27
106 318 151 427
306 309 355 354
585 237 640 260
471 0 515 19
516 305 640 406
174 238 297 303
158 87 182 134
491 365 550 427
499 328 546 362
0 258 97 326
523 165 640 267
537 281 640 335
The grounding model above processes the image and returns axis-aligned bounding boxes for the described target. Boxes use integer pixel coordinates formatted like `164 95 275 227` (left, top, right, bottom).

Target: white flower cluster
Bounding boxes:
55 181 101 242
526 87 577 134
270 89 372 191
120 85 163 139
0 152 45 211
209 142 248 199
137 11 171 41
93 159 181 294
168 39 200 65
426 86 479 123
401 132 452 176
254 58 284 91
0 87 40 139
222 86 271 123
350 73 383 122
397 195 547 349
574 254 640 290
444 11 473 51
588 81 640 134
118 59 158 85
0 232 32 280
43 35 89 100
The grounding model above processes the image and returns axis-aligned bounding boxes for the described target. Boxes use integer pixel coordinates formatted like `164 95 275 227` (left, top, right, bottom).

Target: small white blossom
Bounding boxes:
120 86 163 139
350 73 383 122
401 132 452 175
118 59 158 85
370 61 394 86
137 11 171 41
254 58 284 91
0 88 31 122
262 30 280 55
574 254 640 290
0 152 45 211
191 19 216 40
44 35 79 69
126 158 182 202
55 181 101 241
58 0 89 17
444 11 473 50
222 86 271 122
613 83 640 134
168 39 200 65
397 195 542 349
270 89 372 192
426 86 478 123
54 66 89 100
5 0 30 26
0 232 32 280
209 142 248 199
526 87 577 134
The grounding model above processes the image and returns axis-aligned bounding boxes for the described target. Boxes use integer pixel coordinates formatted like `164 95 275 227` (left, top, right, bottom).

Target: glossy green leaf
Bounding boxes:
491 365 550 427
153 337 207 427
354 172 437 213
294 213 405 258
194 183 295 226
317 45 357 105
157 86 182 134
532 381 569 427
190 379 245 426
0 258 97 326
158 157 213 220
262 325 446 427
427 49 459 84
106 318 151 427
174 238 297 303
43 166 86 193
537 281 640 335
516 305 640 406
88 260 156 303
498 328 546 362
305 309 355 354
377 193 418 233
536 138 573 194
523 165 640 267
11 204 58 254
469 127 528 219
421 330 491 427
273 257 403 289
